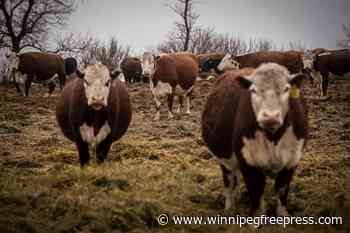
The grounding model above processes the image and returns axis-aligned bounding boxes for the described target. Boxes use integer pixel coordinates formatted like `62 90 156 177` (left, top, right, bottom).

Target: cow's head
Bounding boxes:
201 57 220 72
217 54 240 72
302 50 315 71
141 52 156 78
238 63 305 133
77 63 115 110
6 51 19 71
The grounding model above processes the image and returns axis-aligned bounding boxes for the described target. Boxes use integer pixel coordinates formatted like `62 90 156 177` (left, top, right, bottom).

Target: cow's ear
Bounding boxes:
76 69 85 79
289 73 306 88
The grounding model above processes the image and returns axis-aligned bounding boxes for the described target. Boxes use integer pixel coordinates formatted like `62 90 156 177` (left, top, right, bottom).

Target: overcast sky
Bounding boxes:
60 0 350 53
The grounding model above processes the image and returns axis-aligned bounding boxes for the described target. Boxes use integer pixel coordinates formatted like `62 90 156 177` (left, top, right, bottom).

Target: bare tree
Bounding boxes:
288 40 306 51
163 0 199 52
0 0 76 52
53 32 95 53
337 24 350 48
79 36 131 70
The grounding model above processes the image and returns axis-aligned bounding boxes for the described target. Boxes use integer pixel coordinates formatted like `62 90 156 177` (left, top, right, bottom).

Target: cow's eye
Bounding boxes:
105 79 110 87
83 79 90 86
283 86 290 93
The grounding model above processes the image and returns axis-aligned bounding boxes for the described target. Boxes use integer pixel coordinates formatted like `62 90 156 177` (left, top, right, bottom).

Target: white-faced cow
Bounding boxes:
56 63 132 166
201 53 240 74
7 51 66 96
202 63 308 216
302 49 350 97
143 52 199 120
204 51 305 76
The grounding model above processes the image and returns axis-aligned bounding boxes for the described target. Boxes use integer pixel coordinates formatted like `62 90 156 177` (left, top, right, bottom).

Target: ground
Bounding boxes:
0 76 349 233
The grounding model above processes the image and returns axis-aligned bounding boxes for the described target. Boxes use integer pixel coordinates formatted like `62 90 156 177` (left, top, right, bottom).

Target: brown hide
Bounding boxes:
153 52 199 90
18 52 65 81
236 51 303 74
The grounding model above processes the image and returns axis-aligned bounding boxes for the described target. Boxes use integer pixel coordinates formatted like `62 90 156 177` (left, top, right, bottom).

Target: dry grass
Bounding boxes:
0 76 349 233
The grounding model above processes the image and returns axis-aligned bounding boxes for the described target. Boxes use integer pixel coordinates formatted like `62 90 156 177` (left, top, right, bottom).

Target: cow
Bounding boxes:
141 52 155 83
121 57 143 84
144 52 199 120
64 57 78 79
302 49 350 97
56 63 132 166
202 63 308 216
201 53 240 74
204 51 305 76
197 52 225 72
7 51 66 96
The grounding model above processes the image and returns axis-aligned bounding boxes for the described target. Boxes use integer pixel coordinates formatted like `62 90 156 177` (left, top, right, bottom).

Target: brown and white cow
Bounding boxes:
143 52 199 120
56 63 132 166
205 51 304 76
7 51 66 96
302 49 350 97
197 52 226 72
202 63 308 216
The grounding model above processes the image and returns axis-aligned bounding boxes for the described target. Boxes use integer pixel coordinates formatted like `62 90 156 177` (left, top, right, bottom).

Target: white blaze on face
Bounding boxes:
217 54 240 72
302 51 314 70
83 64 111 110
243 63 298 132
141 52 155 77
7 52 19 71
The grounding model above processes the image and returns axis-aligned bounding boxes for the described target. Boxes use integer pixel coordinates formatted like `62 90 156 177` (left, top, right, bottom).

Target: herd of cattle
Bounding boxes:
3 48 350 217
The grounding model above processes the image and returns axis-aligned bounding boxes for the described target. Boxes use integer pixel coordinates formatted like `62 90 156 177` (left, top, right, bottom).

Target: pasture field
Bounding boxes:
0 76 349 233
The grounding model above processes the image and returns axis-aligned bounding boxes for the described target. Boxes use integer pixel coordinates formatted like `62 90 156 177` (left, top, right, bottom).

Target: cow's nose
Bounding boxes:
262 111 280 120
261 111 281 131
92 96 104 103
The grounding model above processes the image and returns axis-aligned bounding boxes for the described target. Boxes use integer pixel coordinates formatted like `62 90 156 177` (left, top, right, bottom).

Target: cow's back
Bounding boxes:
170 53 199 90
238 51 302 74
316 52 350 76
121 57 142 77
19 52 65 80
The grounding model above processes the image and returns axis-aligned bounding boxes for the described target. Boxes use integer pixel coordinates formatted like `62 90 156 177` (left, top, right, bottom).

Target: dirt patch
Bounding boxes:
0 77 349 233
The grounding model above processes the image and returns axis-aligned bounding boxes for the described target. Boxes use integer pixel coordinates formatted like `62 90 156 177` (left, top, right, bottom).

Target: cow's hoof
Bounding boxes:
319 95 331 101
276 205 289 217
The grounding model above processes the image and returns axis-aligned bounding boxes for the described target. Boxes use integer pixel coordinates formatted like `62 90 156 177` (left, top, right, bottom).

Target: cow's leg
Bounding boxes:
12 72 21 93
241 166 266 216
167 87 175 119
48 81 56 96
58 74 65 90
185 86 193 115
274 168 295 216
24 75 33 97
14 72 26 96
153 95 162 121
320 72 329 97
96 138 112 164
220 166 240 210
76 140 90 167
177 95 184 113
